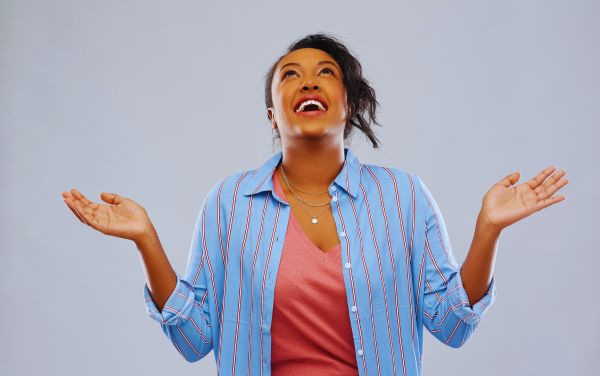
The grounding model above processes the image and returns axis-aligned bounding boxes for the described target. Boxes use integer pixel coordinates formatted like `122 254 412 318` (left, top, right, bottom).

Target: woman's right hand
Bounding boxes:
61 188 153 243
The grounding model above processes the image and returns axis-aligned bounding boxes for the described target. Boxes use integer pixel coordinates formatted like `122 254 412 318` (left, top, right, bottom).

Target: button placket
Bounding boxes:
328 186 361 359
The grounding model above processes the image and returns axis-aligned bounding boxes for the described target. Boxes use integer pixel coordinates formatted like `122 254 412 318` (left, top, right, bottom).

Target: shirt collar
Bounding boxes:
242 147 362 199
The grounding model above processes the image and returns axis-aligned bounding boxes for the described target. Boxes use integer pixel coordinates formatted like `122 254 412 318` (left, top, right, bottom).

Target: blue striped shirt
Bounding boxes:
143 147 497 376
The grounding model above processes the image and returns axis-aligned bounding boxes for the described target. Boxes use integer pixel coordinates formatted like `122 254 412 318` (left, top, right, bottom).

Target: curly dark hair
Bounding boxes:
264 33 382 149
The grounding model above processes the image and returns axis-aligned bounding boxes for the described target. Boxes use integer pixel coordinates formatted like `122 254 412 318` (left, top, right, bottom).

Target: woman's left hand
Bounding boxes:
479 166 570 232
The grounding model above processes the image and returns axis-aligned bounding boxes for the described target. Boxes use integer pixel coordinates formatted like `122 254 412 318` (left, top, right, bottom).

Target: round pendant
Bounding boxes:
311 218 318 224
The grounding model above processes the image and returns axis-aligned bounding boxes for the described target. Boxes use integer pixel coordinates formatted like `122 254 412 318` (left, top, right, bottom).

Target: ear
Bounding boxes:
345 103 354 119
267 107 277 128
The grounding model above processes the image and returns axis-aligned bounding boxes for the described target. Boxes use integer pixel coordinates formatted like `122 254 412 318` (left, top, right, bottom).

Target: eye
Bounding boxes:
320 67 334 75
282 70 298 79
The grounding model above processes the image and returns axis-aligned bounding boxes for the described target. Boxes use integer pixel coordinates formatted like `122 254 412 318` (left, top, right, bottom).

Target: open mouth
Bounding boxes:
294 97 328 117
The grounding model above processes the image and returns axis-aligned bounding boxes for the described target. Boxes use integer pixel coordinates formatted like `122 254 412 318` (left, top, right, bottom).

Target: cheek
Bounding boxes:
333 87 349 117
273 88 293 114
271 95 289 120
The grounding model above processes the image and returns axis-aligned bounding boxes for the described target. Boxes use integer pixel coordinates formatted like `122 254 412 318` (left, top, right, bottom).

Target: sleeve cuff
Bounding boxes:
446 266 497 325
143 272 195 325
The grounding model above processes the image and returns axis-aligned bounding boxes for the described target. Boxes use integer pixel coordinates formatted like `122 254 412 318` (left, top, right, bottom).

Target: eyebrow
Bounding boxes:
279 60 339 72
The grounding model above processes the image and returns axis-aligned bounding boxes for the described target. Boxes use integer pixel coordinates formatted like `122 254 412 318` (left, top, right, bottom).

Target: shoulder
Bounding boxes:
202 168 257 207
359 163 434 209
359 162 421 190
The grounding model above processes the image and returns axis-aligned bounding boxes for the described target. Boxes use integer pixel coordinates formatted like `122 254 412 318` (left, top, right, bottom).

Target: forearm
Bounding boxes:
135 223 177 312
460 212 502 306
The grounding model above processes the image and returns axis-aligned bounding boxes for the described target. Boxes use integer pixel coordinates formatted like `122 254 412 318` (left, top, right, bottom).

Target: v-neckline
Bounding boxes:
273 167 341 256
289 211 341 256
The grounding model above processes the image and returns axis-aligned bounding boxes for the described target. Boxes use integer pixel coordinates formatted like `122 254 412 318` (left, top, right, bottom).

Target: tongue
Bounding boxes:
303 104 321 112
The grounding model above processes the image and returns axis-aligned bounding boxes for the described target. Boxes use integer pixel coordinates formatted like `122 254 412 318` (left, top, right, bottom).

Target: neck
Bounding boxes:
278 142 345 193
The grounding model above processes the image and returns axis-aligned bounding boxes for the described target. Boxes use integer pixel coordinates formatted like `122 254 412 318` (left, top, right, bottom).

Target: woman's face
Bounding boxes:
268 48 348 144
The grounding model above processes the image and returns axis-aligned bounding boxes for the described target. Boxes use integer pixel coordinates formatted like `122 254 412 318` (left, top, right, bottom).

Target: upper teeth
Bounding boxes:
296 99 326 112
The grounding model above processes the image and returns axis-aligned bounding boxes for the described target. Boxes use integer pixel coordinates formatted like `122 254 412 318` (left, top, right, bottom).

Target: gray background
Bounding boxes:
1 0 598 375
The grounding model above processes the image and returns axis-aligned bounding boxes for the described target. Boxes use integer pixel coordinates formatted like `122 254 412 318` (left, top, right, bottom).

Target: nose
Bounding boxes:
301 82 319 91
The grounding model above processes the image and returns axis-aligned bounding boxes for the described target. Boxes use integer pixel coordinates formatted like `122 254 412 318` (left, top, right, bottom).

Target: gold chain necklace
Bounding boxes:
280 162 330 196
279 164 333 224
280 163 331 207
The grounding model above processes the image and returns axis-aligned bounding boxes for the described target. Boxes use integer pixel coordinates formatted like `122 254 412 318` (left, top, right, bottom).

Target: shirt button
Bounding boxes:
358 349 364 356
345 262 351 269
331 196 338 203
330 185 337 192
339 231 346 237
351 305 357 312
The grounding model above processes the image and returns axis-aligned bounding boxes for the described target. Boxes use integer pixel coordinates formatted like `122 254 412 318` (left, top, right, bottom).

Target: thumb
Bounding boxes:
498 171 520 188
100 192 122 205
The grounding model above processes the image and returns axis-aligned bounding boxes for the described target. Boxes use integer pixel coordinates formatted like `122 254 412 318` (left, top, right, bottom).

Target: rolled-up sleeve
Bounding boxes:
143 272 197 325
417 175 497 348
446 264 496 325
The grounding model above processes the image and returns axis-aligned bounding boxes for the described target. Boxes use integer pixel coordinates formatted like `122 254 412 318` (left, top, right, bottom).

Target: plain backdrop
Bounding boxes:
1 1 598 375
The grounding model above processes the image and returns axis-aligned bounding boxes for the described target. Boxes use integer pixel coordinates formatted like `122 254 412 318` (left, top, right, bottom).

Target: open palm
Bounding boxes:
480 166 570 231
61 189 151 242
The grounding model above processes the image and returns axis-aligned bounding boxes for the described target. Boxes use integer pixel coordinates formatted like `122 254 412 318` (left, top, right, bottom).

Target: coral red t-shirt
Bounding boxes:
270 171 359 375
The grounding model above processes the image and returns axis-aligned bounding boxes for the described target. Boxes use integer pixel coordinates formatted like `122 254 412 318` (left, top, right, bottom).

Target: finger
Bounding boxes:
63 198 85 224
72 199 102 229
534 169 566 195
498 171 521 188
69 198 89 226
526 166 556 190
538 194 566 209
70 188 93 207
100 192 121 205
537 176 570 200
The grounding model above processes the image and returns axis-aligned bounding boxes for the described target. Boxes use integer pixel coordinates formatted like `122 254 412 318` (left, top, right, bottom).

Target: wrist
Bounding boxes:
476 211 503 237
133 222 159 249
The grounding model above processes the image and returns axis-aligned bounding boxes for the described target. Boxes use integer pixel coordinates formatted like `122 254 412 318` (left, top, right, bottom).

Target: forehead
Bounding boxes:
276 48 341 71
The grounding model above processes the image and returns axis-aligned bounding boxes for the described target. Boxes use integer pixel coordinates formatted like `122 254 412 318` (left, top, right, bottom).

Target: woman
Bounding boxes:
61 33 569 375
